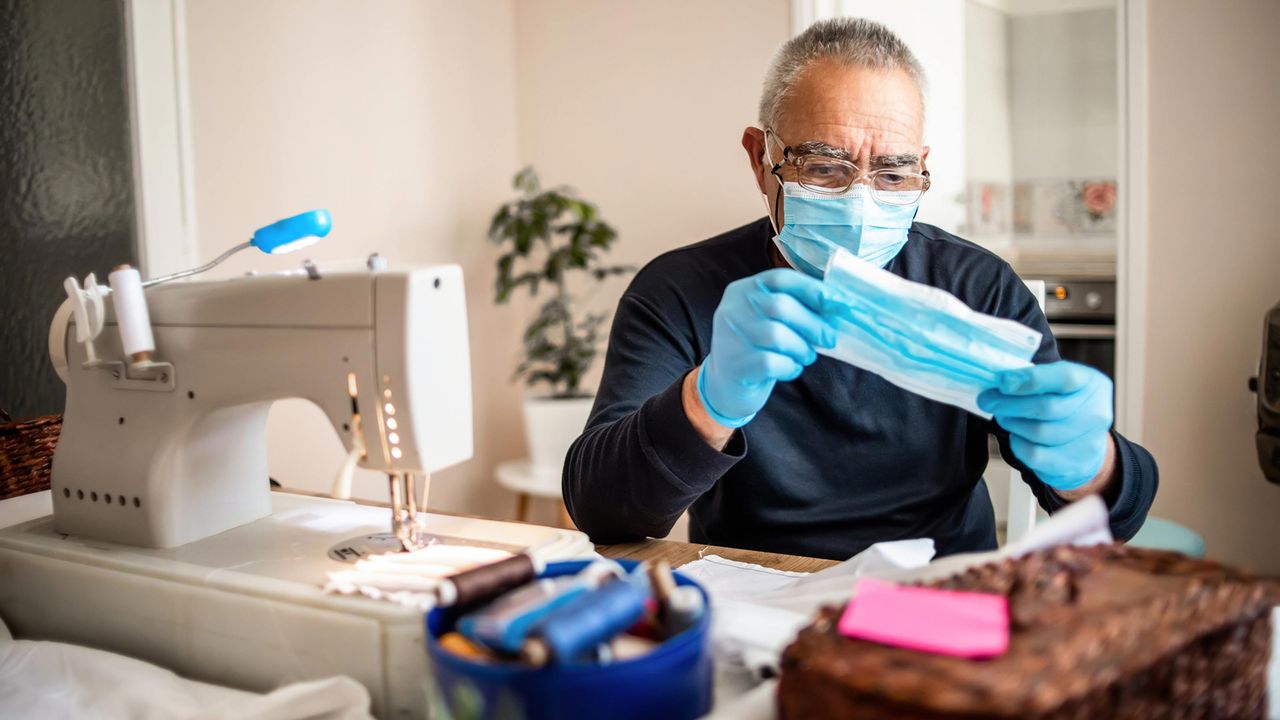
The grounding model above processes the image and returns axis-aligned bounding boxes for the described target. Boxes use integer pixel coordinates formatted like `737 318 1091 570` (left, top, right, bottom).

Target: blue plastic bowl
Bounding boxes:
425 559 713 720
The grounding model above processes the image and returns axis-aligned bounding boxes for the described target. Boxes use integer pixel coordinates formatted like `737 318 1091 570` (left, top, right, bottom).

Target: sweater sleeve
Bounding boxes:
562 294 745 543
988 267 1159 540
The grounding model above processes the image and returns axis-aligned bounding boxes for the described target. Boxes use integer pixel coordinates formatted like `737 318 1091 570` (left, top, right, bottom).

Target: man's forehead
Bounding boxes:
774 61 925 154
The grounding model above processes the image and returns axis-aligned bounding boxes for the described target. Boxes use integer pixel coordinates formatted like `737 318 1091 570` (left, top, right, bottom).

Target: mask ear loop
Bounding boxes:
759 129 787 236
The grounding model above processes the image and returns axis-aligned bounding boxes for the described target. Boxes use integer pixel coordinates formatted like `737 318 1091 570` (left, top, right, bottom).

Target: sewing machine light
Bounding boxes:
142 208 334 288
250 209 333 255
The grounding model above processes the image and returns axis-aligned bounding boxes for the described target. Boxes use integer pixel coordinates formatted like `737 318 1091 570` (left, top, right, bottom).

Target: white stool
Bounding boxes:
496 459 573 529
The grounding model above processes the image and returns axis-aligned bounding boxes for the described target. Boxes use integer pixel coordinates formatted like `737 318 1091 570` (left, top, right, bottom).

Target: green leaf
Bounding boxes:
514 167 539 194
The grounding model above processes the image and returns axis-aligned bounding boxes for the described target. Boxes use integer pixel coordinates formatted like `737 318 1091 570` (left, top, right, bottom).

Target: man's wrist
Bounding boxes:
1053 433 1118 502
682 366 736 452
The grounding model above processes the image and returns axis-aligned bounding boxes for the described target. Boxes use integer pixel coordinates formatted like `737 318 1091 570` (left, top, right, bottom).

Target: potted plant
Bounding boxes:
489 167 631 477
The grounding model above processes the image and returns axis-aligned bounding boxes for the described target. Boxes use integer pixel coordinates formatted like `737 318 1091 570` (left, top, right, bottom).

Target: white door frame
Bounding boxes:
1115 0 1147 441
123 0 199 279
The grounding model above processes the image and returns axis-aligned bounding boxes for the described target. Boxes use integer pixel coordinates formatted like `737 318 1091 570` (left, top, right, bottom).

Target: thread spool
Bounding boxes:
438 632 498 663
437 554 538 607
610 634 658 662
662 585 705 638
107 265 155 364
525 577 650 665
646 560 677 605
457 560 624 653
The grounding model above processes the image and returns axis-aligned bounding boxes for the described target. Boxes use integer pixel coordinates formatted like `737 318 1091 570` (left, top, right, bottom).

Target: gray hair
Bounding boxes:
758 17 926 129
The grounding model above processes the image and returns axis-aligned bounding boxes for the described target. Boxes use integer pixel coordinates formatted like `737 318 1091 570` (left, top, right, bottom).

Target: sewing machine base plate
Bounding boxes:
0 492 592 719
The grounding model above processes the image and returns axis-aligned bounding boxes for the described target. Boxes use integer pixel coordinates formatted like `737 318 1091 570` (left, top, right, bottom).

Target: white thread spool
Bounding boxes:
108 265 155 364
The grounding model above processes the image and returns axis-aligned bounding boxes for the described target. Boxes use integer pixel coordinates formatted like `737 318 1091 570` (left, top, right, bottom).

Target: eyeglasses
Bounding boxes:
764 129 931 206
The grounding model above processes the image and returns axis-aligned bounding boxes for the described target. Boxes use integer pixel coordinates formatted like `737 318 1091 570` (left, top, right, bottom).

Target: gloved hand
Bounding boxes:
977 361 1114 491
697 269 836 428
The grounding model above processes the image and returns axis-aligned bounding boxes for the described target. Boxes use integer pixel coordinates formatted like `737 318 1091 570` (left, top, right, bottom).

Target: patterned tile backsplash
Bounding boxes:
966 179 1117 238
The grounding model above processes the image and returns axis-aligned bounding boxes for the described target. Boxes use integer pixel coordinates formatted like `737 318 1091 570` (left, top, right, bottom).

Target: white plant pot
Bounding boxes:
522 395 594 478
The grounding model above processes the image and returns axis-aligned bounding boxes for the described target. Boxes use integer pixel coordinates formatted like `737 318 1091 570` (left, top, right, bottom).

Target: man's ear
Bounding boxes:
742 127 769 194
920 145 931 174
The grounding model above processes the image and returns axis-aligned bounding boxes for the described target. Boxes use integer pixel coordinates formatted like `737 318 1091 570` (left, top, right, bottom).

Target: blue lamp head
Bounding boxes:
251 209 333 255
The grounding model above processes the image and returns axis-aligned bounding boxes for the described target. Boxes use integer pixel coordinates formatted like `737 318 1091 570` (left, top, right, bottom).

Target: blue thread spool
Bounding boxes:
533 575 650 664
425 560 713 720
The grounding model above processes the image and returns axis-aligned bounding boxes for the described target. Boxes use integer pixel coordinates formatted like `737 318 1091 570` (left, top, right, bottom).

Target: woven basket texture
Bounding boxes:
0 410 62 501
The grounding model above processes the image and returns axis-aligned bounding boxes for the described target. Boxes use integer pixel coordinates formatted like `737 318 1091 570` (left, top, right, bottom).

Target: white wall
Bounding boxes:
964 2 1013 186
963 0 1014 240
1008 8 1117 180
184 0 527 516
1141 0 1280 574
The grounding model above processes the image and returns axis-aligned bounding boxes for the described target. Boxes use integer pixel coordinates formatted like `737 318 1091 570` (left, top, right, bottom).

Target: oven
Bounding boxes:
1036 278 1116 384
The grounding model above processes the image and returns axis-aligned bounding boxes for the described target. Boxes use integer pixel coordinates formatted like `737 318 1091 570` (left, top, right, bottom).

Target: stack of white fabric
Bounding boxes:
0 615 372 720
323 542 515 610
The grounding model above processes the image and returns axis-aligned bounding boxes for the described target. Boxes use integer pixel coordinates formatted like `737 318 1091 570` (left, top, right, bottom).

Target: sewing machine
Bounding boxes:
0 253 592 718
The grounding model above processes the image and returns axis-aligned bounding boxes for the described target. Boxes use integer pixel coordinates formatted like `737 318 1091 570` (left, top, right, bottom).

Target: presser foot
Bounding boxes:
388 471 428 551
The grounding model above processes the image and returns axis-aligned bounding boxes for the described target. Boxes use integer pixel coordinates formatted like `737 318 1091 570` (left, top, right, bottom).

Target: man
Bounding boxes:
563 18 1156 560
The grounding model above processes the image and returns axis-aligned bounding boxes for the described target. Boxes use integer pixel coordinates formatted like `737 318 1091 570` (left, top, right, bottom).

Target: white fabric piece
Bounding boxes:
1003 493 1112 557
1272 607 1280 720
0 616 372 720
323 543 515 610
675 554 809 600
681 540 937 676
705 677 778 720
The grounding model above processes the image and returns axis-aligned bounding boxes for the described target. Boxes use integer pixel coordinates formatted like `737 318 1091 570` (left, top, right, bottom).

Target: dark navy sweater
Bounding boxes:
563 218 1157 560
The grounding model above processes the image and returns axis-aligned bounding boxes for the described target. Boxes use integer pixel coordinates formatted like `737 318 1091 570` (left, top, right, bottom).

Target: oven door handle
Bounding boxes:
1049 323 1117 339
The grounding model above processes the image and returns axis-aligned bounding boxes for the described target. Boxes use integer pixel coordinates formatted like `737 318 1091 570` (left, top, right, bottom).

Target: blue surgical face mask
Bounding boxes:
766 182 919 277
819 246 1043 418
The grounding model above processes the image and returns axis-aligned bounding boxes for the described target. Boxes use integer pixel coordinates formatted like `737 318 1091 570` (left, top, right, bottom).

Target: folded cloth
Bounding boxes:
681 539 937 677
0 615 373 720
323 542 514 610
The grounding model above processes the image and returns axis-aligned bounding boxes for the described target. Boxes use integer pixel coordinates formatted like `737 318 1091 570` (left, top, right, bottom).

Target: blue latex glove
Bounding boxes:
977 361 1114 491
697 269 836 428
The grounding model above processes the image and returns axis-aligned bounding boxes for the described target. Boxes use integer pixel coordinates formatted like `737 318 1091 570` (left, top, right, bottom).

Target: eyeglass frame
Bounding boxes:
762 128 931 206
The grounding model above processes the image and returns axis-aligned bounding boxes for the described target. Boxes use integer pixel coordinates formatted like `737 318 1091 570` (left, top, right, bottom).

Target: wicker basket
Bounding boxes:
0 410 62 501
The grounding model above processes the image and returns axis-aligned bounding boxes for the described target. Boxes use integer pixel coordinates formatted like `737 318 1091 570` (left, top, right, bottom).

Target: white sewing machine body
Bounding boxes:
49 265 471 548
0 492 591 718
0 262 594 718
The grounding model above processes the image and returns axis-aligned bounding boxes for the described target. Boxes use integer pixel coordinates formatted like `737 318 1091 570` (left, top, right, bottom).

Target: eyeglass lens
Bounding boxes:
796 156 926 203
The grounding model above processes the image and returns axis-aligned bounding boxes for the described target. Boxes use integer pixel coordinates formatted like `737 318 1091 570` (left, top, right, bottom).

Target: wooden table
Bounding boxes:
276 488 838 574
596 537 839 574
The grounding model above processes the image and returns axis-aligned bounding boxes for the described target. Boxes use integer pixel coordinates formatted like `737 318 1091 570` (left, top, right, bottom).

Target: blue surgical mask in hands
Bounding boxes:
977 362 1114 491
697 268 838 428
817 247 1043 418
772 182 918 277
